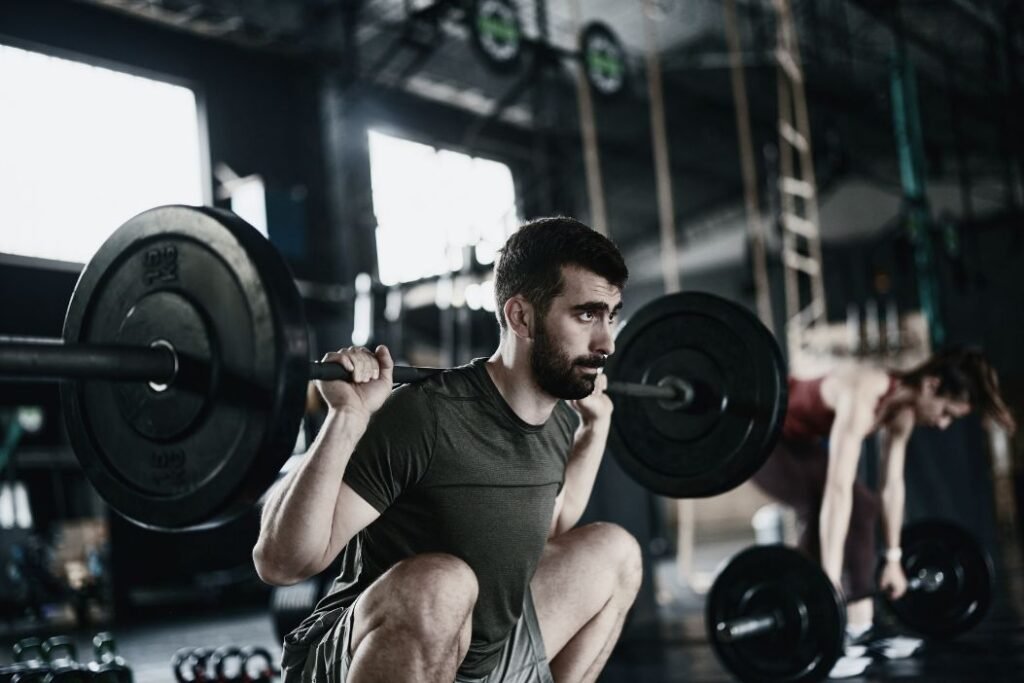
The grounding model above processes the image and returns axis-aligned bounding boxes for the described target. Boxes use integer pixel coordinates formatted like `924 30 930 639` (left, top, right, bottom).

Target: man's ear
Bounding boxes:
504 295 534 341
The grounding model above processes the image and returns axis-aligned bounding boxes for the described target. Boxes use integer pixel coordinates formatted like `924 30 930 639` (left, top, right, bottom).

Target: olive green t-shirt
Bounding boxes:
282 358 578 678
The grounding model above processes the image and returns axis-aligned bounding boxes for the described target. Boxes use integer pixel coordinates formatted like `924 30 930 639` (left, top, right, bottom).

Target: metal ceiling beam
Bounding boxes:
844 0 998 83
944 0 1000 34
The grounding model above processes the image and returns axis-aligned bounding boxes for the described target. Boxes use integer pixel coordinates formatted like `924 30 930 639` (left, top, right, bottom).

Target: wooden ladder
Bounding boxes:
773 0 826 359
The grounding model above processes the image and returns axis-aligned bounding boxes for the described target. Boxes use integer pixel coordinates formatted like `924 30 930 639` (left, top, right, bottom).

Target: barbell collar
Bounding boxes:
908 568 942 593
715 613 781 643
605 379 692 404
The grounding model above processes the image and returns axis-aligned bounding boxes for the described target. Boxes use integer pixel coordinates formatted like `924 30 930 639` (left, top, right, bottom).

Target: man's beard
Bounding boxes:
531 321 606 400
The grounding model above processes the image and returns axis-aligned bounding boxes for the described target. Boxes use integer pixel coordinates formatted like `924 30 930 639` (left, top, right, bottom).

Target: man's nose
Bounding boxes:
592 323 614 358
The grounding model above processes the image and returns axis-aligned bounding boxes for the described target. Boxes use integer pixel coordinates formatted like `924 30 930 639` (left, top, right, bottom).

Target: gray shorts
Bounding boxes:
287 587 554 683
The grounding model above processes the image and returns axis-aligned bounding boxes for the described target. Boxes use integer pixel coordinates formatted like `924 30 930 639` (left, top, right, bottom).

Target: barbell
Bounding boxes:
0 205 787 531
705 519 993 683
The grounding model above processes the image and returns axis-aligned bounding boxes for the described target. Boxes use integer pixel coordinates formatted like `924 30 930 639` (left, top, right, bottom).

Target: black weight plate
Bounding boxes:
605 292 787 498
470 0 523 72
707 545 845 683
883 519 993 638
580 22 628 98
62 205 308 531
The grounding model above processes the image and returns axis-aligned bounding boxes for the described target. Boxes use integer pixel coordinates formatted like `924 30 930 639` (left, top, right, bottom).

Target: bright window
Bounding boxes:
0 44 205 263
368 130 519 286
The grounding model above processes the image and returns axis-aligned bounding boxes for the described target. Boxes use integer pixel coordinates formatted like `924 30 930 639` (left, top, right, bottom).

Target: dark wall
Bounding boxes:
0 0 331 279
0 256 80 418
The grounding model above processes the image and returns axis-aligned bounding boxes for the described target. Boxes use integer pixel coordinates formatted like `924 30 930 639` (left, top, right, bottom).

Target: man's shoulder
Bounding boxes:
375 380 435 423
375 363 486 422
418 361 489 400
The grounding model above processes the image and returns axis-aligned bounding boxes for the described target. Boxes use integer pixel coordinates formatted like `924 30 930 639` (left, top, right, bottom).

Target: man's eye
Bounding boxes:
580 311 595 321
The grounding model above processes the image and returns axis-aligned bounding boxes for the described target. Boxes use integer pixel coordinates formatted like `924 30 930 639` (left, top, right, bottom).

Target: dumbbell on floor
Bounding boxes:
88 633 132 683
171 646 279 682
4 635 134 683
171 647 211 683
239 647 277 682
40 637 87 682
2 638 50 683
705 519 993 683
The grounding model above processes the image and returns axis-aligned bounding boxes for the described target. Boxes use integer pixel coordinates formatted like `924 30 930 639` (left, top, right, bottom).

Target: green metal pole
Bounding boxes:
891 46 945 346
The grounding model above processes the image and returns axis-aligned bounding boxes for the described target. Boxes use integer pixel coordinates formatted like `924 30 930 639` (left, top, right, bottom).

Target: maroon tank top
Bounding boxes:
781 374 897 442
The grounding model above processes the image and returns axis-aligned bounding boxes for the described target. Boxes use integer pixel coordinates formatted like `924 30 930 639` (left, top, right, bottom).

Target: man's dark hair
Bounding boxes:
494 216 628 330
900 346 1016 433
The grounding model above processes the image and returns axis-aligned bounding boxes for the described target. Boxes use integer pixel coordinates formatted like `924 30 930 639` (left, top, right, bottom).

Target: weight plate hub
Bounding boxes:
707 545 845 683
62 205 309 530
884 519 993 638
113 290 210 440
471 0 522 71
605 292 787 498
580 22 628 98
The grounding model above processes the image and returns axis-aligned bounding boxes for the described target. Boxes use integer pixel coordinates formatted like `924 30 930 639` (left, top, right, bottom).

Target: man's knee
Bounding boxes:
372 553 478 642
577 522 643 595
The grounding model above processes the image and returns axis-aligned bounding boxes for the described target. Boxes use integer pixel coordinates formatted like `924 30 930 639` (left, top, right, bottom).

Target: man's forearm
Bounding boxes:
254 408 368 582
554 420 610 535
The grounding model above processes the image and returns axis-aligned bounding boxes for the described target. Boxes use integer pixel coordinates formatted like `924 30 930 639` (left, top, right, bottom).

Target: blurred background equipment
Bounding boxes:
0 0 1022 681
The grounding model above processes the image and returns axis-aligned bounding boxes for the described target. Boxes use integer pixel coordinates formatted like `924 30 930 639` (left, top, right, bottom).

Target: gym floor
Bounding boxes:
4 546 1022 682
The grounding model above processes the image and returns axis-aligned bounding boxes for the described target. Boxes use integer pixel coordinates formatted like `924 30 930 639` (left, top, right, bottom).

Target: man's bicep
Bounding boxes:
319 483 381 570
548 489 566 538
343 384 436 508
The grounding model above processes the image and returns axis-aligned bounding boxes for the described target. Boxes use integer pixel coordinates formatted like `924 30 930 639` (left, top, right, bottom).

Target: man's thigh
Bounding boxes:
529 523 639 659
298 553 476 682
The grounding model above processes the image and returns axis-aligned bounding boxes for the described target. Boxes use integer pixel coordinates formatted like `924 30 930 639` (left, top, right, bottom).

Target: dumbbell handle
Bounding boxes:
715 568 943 643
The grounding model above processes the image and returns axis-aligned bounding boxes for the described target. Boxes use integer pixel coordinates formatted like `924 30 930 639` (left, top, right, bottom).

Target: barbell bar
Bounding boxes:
0 339 695 406
705 519 994 683
1 204 787 531
714 568 942 644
